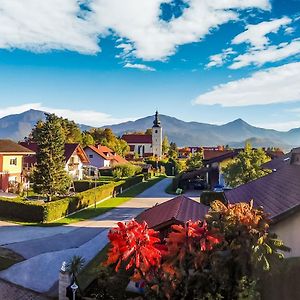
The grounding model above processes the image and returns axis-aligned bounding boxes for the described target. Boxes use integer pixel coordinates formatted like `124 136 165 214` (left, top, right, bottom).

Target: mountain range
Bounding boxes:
0 109 299 150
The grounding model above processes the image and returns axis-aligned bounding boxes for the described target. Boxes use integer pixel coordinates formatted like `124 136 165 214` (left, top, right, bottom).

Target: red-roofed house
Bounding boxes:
20 142 89 180
84 144 128 170
136 195 208 238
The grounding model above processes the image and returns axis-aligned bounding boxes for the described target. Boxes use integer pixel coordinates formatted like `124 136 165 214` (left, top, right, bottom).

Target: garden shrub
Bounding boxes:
112 163 142 178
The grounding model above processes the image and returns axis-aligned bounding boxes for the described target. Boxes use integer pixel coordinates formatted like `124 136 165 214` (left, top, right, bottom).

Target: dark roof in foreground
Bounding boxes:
225 164 300 222
262 152 291 171
0 140 35 154
136 195 208 229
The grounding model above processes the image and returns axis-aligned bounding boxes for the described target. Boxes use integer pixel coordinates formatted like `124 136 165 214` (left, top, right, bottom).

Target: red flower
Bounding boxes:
104 220 162 275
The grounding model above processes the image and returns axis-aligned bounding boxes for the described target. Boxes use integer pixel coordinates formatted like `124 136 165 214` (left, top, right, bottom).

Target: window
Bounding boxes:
10 158 17 166
89 154 93 158
155 130 158 133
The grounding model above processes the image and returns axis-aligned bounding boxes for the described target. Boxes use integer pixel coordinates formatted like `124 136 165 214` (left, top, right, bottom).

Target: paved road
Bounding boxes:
0 178 172 295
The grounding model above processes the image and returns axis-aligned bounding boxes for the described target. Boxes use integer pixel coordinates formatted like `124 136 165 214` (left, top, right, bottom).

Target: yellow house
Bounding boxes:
0 140 34 193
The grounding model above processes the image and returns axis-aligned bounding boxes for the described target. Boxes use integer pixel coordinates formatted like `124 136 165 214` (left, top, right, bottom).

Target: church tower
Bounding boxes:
152 111 163 158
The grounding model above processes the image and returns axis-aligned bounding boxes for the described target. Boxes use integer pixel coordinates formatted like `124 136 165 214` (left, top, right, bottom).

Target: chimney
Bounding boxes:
290 148 300 165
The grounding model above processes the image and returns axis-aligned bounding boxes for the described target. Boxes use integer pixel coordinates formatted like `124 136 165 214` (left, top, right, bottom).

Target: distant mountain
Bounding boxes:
228 137 292 150
0 109 46 141
0 109 299 150
103 115 299 150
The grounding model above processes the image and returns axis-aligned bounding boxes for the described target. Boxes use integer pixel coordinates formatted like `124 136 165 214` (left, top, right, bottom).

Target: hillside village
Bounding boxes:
0 111 299 299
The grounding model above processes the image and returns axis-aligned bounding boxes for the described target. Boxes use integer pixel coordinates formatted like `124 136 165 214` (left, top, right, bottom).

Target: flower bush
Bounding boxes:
104 201 289 300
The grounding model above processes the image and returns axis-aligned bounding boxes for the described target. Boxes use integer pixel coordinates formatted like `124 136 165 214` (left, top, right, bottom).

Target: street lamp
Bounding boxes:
71 282 78 300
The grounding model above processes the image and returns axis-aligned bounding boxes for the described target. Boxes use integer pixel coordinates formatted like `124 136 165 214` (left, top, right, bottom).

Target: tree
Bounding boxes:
104 201 288 300
81 131 95 147
89 128 130 157
186 150 203 170
168 142 178 159
32 114 71 200
162 136 170 154
145 128 152 135
223 143 271 188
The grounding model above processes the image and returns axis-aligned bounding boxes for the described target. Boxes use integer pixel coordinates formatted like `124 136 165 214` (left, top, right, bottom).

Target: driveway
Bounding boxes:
0 178 172 295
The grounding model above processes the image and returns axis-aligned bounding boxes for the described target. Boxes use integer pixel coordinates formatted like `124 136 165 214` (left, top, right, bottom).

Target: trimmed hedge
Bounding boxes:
200 191 227 206
0 174 145 223
73 181 109 193
0 198 45 222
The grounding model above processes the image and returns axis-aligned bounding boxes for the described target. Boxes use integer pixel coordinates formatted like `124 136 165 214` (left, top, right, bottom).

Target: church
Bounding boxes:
122 111 163 158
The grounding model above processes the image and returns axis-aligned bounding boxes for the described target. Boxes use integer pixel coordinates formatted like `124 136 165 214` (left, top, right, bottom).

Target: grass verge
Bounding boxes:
13 176 165 226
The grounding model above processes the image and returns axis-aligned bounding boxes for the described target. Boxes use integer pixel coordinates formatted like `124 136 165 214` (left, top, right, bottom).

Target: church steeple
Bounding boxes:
153 110 161 128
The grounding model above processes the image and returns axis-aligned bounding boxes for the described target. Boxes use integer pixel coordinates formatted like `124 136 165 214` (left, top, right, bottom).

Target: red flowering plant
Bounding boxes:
104 201 289 300
104 220 163 282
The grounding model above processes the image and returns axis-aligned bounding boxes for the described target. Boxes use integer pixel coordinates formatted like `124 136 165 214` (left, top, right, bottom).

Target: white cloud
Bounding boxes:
194 62 300 107
232 17 291 49
229 38 300 69
0 0 99 54
0 103 135 126
124 62 156 71
206 48 236 68
0 0 270 60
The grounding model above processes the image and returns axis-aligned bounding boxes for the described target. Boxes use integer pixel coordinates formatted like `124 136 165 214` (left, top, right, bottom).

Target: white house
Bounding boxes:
84 145 128 170
122 111 163 158
21 142 89 180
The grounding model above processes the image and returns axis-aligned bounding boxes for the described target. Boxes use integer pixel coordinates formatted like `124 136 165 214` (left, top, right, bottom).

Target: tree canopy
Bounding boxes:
223 143 271 188
30 114 129 156
186 150 204 170
32 113 71 200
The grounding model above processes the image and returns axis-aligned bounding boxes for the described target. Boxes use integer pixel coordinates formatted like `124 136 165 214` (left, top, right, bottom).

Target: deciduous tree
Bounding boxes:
223 143 271 187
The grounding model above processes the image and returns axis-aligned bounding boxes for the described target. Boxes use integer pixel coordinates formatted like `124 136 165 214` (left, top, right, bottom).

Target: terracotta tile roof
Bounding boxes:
135 195 208 229
0 140 35 154
20 142 89 164
224 163 300 222
122 134 152 144
85 145 128 164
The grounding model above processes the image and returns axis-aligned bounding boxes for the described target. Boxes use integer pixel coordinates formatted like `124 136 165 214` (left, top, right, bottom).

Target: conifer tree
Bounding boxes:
33 113 71 200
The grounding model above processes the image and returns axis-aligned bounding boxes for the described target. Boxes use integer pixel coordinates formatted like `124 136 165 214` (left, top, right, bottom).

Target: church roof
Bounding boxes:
122 134 152 144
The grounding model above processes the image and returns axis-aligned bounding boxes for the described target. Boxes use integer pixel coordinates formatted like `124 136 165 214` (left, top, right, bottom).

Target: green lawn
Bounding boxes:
16 176 165 226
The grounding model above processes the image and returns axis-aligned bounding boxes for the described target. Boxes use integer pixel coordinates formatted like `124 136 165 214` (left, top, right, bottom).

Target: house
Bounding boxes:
224 147 300 257
84 144 128 171
20 142 89 180
122 111 163 158
136 195 208 239
0 139 35 192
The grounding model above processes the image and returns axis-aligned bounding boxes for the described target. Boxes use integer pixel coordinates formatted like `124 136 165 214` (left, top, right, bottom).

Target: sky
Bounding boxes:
0 0 299 131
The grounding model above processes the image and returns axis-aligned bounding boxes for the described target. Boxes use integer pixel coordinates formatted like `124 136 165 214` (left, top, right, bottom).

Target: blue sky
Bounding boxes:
0 0 299 130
